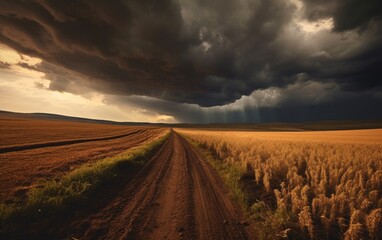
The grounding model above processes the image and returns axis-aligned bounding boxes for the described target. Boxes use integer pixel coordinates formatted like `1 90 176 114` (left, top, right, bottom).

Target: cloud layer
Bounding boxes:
0 0 381 122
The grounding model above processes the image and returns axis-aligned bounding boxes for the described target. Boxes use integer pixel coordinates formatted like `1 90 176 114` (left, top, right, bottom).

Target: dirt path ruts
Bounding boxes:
69 132 248 240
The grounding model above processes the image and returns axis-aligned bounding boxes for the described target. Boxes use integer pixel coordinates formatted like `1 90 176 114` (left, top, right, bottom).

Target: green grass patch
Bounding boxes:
181 134 296 240
181 135 248 209
248 201 296 239
0 131 170 230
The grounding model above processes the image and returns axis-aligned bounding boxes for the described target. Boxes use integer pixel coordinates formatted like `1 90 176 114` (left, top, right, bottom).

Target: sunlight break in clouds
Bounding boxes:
0 45 176 123
298 18 334 33
290 0 333 33
0 0 381 123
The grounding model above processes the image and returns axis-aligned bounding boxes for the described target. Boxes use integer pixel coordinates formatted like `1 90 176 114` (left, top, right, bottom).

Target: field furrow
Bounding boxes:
63 132 248 240
0 129 144 153
0 128 165 202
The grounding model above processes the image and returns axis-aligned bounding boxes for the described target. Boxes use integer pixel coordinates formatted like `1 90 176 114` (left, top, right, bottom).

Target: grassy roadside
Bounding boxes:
182 136 249 209
0 131 171 235
181 133 296 240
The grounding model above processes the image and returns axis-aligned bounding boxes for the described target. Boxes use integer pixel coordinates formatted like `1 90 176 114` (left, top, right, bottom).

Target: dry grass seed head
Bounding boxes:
366 208 382 240
344 223 368 240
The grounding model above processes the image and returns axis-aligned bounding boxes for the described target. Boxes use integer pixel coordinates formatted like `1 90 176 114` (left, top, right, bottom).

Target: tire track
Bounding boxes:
68 132 248 240
0 129 145 154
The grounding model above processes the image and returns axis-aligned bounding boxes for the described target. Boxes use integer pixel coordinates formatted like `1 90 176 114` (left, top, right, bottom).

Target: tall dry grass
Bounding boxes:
178 129 382 239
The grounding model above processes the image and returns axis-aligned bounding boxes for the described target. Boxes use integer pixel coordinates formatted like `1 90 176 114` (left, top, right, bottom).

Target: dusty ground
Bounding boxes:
1 115 250 239
0 116 141 147
63 132 249 240
0 128 165 202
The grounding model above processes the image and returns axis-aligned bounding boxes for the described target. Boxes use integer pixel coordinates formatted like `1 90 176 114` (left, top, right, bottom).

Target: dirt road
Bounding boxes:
69 132 248 240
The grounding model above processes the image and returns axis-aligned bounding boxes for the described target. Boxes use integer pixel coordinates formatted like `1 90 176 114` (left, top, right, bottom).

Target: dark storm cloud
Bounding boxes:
302 0 382 31
108 81 382 123
0 0 201 101
0 0 381 115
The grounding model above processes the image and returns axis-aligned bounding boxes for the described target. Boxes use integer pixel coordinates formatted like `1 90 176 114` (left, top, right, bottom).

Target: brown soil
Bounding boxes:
64 132 249 240
0 116 142 147
0 129 144 153
0 128 165 202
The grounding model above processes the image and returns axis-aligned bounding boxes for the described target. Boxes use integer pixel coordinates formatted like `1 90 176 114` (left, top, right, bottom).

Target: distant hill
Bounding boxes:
0 110 145 126
1 110 382 131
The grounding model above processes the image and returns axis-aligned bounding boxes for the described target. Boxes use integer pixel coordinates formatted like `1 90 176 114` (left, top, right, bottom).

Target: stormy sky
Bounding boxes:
0 0 381 123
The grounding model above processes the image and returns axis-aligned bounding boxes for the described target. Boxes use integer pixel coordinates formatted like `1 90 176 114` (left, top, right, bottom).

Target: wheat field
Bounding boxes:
177 129 382 240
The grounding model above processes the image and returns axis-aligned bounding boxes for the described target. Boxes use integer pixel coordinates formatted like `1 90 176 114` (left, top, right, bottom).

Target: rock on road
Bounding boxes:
71 132 249 240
